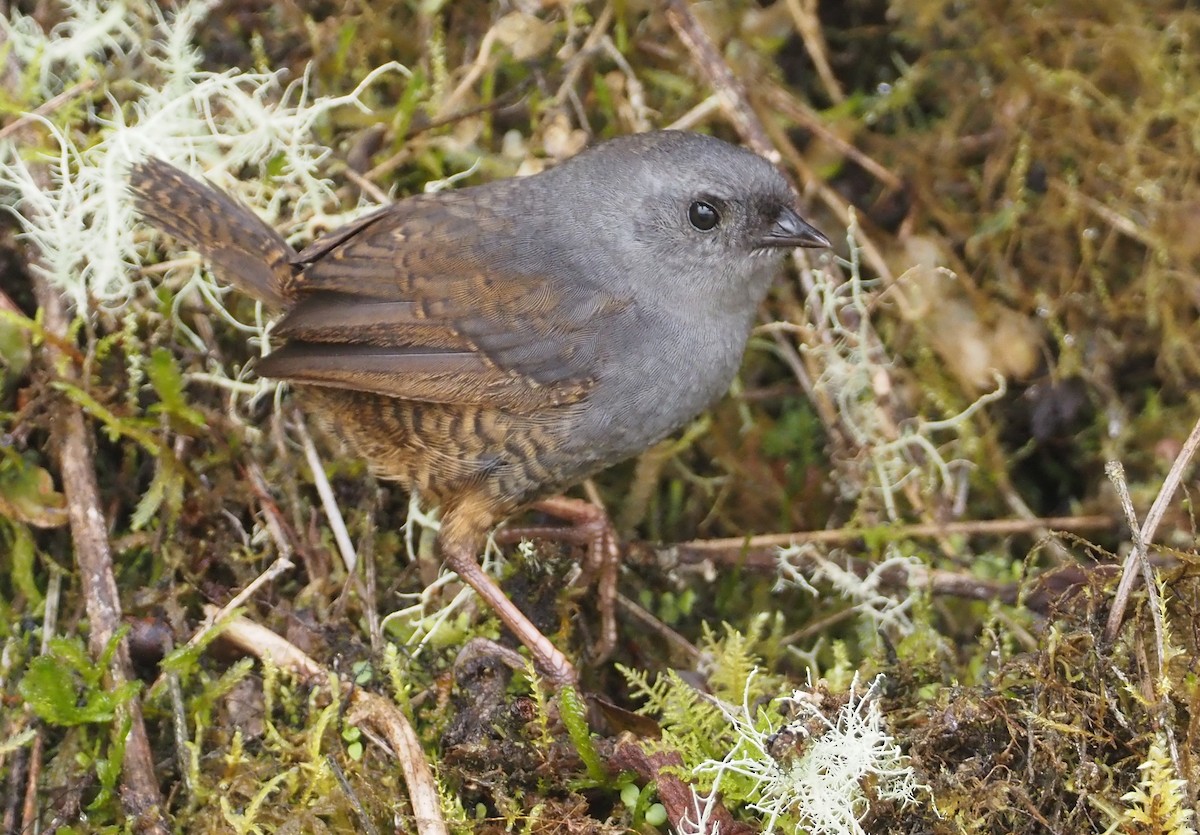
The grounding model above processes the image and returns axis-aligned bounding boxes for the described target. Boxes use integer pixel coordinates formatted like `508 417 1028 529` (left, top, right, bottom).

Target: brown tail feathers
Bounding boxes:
129 158 297 308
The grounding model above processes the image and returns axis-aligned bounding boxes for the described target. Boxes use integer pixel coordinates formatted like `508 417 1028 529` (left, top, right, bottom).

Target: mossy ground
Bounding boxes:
2 1 1199 832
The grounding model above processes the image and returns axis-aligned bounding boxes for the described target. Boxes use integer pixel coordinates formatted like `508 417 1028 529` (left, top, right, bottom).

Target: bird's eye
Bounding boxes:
688 201 720 231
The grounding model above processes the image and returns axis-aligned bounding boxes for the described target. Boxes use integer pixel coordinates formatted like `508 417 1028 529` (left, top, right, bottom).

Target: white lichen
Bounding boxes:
776 543 922 635
794 222 1004 521
694 672 925 835
0 0 407 316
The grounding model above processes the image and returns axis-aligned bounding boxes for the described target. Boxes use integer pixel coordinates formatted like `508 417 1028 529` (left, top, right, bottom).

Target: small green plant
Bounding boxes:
623 621 924 834
16 632 143 818
558 682 605 784
1122 733 1197 835
18 631 140 726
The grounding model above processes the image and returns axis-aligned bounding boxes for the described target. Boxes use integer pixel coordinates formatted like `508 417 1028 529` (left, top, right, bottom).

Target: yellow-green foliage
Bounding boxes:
1122 734 1196 835
621 619 785 790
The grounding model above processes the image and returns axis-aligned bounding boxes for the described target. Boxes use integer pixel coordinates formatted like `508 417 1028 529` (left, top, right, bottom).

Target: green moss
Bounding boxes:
5 0 1200 831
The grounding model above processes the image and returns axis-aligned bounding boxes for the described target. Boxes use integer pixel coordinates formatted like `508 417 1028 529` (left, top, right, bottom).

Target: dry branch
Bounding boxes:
31 279 169 834
212 608 449 835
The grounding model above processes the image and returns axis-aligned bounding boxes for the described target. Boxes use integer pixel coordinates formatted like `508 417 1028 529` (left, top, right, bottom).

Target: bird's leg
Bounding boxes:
439 506 577 687
496 496 620 663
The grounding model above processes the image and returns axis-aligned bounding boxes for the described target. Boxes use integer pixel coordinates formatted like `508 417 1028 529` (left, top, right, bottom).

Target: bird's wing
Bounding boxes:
257 190 632 412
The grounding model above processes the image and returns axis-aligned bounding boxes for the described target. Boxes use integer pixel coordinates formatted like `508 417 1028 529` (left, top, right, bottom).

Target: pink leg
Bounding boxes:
438 500 578 687
441 536 577 686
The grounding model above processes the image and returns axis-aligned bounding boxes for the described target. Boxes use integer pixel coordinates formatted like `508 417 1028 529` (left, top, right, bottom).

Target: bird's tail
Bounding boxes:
129 158 297 308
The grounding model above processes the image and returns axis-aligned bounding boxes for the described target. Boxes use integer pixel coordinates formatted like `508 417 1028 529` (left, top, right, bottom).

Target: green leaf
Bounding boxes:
160 610 241 675
46 635 98 683
559 685 605 783
130 461 184 531
17 635 141 726
0 308 32 384
89 713 133 812
0 451 67 529
20 657 105 725
52 381 162 455
4 519 43 605
145 347 206 429
0 727 37 758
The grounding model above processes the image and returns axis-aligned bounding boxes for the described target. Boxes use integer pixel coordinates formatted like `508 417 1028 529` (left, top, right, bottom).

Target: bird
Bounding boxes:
129 130 829 686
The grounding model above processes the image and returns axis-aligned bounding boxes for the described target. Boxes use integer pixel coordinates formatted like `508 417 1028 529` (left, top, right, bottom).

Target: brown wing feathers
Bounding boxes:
134 158 624 411
129 159 296 308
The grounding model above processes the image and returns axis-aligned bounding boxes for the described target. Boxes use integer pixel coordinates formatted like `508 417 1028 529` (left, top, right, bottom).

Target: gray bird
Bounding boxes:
129 130 829 685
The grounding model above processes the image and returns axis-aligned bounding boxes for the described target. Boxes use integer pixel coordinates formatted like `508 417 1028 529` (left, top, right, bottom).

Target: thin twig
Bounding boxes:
762 85 902 190
1 740 26 833
664 0 775 159
1050 179 1159 250
295 411 359 574
326 755 381 835
615 594 701 665
341 166 390 205
1103 459 1192 807
1104 414 1200 642
665 514 1114 558
1105 462 1165 672
782 0 844 104
364 86 531 183
438 17 509 119
664 94 722 131
553 2 615 107
0 78 98 141
32 274 169 835
19 733 42 833
180 555 294 656
599 36 652 132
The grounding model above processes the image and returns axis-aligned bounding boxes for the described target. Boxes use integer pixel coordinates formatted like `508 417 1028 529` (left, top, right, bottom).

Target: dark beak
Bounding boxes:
759 206 831 249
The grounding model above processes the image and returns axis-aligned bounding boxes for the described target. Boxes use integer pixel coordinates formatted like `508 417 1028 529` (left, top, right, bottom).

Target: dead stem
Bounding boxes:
31 279 169 834
664 0 775 160
662 514 1114 557
214 609 449 835
615 593 702 665
782 0 844 105
0 78 98 141
1104 413 1200 643
633 514 1117 607
762 85 901 191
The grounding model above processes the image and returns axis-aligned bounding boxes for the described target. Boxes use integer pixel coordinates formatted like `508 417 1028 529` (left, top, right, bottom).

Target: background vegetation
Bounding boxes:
1 0 1198 832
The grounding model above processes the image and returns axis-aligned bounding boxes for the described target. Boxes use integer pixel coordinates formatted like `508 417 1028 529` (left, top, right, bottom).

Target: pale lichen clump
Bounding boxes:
797 228 1005 523
693 673 924 835
777 542 923 635
0 0 405 318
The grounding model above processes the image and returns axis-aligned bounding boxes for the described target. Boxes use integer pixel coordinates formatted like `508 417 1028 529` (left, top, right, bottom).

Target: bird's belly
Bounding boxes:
297 309 749 514
299 386 601 513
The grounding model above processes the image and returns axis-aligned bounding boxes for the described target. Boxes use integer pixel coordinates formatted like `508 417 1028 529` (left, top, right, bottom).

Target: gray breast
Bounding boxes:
567 302 757 460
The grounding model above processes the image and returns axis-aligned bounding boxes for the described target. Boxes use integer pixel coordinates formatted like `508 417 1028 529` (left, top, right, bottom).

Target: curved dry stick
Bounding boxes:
211 609 449 835
664 0 776 160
